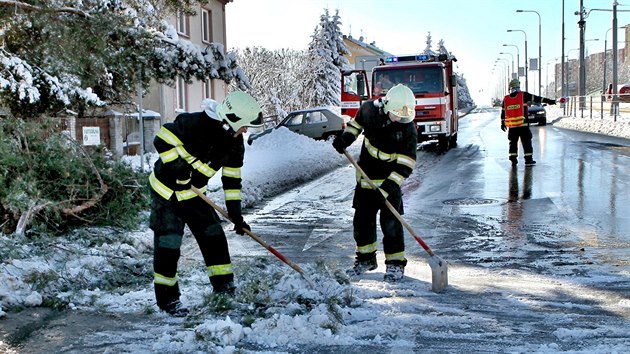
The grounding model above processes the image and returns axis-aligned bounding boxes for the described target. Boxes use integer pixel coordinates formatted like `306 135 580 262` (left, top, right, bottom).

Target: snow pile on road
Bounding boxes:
549 106 630 139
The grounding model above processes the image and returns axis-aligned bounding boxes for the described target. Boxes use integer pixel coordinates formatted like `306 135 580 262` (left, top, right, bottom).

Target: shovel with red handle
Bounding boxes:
191 186 316 289
343 150 448 292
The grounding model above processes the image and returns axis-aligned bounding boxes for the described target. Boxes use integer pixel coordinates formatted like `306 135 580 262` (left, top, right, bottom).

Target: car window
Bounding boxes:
284 113 303 126
305 112 327 124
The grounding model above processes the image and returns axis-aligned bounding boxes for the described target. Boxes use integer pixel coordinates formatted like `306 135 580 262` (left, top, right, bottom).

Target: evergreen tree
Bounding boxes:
305 9 350 108
0 0 252 234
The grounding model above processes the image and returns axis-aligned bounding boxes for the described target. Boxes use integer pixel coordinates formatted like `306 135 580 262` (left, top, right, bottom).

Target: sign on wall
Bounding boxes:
82 126 101 146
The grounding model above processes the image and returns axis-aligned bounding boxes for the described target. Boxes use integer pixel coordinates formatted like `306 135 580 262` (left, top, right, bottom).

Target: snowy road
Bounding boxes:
2 110 629 353
230 110 630 352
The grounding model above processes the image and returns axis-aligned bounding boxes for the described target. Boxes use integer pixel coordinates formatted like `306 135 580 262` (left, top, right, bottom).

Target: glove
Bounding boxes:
501 123 507 132
549 99 557 105
232 220 251 236
332 135 347 154
226 200 247 235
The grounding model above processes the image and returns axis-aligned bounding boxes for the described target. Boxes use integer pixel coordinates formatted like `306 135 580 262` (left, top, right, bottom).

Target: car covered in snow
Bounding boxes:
247 107 351 145
526 101 547 126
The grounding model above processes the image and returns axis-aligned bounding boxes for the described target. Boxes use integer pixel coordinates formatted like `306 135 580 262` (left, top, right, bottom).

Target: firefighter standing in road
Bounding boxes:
501 79 556 166
332 84 418 282
149 91 263 317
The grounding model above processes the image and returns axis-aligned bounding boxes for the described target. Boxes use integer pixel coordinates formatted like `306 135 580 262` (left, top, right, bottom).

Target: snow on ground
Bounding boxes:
1 108 629 353
548 105 630 139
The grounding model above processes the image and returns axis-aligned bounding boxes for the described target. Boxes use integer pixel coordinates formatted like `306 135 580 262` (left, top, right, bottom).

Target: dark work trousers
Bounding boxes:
508 126 534 161
352 186 407 266
149 191 232 307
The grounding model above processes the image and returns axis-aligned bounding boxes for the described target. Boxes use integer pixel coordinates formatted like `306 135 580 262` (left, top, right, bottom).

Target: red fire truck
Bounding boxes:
340 69 370 118
340 53 459 151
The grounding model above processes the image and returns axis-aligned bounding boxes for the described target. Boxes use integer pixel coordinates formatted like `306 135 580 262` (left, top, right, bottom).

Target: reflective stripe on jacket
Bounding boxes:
150 111 244 202
339 100 418 191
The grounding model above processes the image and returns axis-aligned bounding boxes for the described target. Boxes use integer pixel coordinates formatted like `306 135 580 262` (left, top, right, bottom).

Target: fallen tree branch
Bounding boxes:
15 200 52 236
60 135 108 217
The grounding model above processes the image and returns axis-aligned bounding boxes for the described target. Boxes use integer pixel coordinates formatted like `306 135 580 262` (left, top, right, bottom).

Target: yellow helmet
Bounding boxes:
383 84 416 123
216 91 263 130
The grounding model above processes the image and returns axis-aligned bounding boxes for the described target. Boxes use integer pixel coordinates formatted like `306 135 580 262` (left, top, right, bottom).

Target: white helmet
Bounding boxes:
216 91 263 131
383 84 416 123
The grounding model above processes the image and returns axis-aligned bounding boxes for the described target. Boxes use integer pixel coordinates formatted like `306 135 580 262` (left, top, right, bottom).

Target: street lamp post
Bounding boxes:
493 65 505 97
604 27 624 98
507 29 528 92
495 59 509 94
545 58 559 97
612 2 619 118
566 48 580 97
502 44 520 81
493 63 506 97
517 9 542 96
499 52 515 79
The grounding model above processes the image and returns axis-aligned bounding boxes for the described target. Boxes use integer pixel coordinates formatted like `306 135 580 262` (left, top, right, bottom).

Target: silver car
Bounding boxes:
247 107 350 145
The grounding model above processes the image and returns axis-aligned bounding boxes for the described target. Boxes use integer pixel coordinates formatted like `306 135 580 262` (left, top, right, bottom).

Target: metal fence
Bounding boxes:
562 94 630 122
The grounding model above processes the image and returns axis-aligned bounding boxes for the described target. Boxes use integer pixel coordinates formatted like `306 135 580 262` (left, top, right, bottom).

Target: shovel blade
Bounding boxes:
428 255 448 293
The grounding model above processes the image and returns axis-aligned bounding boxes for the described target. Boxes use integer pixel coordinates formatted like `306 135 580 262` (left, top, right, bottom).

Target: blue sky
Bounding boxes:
226 0 629 105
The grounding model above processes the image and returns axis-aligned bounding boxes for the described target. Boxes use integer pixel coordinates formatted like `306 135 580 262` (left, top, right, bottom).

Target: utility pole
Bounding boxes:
612 1 619 119
561 0 566 113
578 0 586 110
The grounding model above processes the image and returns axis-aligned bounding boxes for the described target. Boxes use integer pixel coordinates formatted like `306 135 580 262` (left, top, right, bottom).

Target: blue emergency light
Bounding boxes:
385 56 399 63
416 54 430 61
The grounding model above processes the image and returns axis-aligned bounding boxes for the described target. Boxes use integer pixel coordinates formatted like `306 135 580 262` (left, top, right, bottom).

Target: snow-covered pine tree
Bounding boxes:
304 9 351 108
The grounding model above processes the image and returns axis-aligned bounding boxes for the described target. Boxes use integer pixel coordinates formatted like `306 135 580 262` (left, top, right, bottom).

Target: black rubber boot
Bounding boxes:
383 263 405 282
509 157 518 166
346 253 378 276
155 283 188 317
213 281 236 295
525 159 536 166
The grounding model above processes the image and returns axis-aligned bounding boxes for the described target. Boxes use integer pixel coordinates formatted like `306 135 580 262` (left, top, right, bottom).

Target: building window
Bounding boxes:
203 79 213 99
176 77 188 112
177 12 190 37
201 9 213 43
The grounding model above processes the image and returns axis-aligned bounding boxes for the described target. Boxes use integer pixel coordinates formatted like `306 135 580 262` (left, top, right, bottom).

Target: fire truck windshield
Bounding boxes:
373 67 444 96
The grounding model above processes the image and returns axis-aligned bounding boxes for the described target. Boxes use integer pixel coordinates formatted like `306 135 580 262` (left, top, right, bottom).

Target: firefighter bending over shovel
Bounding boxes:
332 84 418 282
148 91 263 316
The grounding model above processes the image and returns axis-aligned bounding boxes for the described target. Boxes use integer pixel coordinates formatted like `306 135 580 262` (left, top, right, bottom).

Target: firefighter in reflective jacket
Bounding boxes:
332 84 418 282
149 91 263 316
501 79 556 166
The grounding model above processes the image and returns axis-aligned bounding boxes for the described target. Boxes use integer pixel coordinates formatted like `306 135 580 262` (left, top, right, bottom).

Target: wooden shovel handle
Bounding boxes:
191 186 308 275
343 150 435 257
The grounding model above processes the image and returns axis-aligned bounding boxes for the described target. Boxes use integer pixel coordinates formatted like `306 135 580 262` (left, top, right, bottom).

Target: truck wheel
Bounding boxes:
438 136 450 152
449 133 457 148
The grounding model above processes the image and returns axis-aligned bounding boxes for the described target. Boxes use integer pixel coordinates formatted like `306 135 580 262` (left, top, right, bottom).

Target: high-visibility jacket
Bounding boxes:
338 100 417 193
149 111 244 215
501 91 555 128
503 92 526 127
